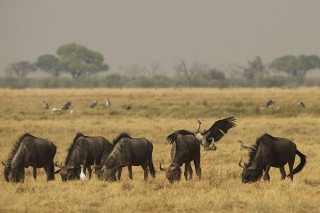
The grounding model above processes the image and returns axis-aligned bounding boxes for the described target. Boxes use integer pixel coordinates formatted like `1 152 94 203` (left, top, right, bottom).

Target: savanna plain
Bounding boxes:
0 88 319 213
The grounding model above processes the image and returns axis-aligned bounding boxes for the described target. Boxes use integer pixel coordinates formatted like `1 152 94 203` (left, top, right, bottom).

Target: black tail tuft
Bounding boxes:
149 159 156 178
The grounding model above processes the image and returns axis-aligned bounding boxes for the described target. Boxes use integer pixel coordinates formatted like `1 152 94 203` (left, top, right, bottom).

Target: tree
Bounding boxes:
243 56 267 81
36 54 62 77
173 59 207 87
57 43 109 79
205 68 226 81
269 55 320 84
5 61 36 80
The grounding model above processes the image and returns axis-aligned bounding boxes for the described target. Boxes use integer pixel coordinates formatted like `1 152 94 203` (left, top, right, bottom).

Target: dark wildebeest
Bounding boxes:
2 133 56 183
100 133 155 181
54 133 113 181
239 133 307 183
160 117 236 183
160 131 201 183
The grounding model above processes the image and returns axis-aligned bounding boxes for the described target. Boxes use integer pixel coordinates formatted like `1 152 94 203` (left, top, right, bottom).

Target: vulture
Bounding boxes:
90 100 97 109
266 99 275 107
62 101 72 110
167 117 236 150
105 98 111 108
297 100 306 108
43 100 49 110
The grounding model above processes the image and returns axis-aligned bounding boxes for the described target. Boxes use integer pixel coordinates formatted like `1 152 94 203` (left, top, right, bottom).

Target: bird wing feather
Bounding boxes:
203 117 236 143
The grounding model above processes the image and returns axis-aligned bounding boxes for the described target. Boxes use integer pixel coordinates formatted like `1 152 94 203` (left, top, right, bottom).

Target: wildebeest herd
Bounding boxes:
2 117 307 184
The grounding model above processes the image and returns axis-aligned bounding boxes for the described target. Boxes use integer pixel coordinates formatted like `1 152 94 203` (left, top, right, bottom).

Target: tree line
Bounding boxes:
3 43 320 88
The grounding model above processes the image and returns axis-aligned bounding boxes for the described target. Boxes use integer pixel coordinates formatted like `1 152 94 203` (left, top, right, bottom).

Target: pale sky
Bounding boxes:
1 0 320 75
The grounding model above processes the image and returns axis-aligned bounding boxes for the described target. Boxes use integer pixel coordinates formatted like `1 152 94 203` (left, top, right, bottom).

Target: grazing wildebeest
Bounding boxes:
239 133 307 183
54 133 113 181
100 133 155 181
2 133 56 183
160 131 201 183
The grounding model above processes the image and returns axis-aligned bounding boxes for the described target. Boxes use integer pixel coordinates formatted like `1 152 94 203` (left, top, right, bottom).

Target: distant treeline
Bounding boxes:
0 74 319 89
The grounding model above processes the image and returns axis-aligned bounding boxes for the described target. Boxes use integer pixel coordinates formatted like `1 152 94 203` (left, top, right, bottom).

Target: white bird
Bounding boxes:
80 165 87 181
51 108 62 114
105 98 111 108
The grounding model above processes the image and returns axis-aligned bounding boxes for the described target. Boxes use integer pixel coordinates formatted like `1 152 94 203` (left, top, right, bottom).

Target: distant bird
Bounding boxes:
80 165 87 181
52 108 62 114
43 100 49 110
123 104 132 110
62 101 72 110
266 99 275 107
70 110 74 114
105 98 111 109
297 100 306 108
90 100 97 109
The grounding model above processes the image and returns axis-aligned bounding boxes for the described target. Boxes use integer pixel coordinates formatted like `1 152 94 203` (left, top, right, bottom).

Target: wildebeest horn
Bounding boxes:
159 162 167 171
2 161 6 166
94 161 101 168
54 169 61 174
238 159 246 168
248 161 256 170
55 161 62 168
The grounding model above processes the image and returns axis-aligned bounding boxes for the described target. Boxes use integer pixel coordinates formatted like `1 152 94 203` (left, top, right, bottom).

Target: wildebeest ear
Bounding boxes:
54 169 61 174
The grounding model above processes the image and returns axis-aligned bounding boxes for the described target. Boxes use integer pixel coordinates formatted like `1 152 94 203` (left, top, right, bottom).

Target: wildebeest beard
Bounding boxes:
167 164 182 183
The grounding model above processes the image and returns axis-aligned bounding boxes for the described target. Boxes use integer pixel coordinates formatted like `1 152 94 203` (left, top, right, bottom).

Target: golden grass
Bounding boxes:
0 88 319 212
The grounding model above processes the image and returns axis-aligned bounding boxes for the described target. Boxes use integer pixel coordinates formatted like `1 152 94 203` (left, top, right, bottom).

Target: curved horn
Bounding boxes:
54 161 62 168
238 159 246 168
2 161 6 166
160 162 167 171
94 161 101 168
196 120 202 133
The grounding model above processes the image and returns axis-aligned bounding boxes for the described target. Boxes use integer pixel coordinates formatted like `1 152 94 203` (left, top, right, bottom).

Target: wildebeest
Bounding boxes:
160 131 201 183
2 133 56 183
100 133 155 181
239 133 307 183
54 133 113 181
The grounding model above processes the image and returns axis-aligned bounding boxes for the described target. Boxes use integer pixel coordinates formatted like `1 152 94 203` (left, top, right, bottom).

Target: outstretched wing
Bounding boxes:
203 117 236 143
166 130 195 144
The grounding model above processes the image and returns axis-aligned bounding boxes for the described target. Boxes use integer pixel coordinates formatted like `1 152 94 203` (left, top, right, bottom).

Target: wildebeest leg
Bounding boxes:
128 165 133 180
117 167 123 180
87 166 92 179
263 165 271 181
33 167 37 180
279 167 286 180
184 163 189 180
288 160 294 181
46 162 55 181
141 162 149 181
187 164 193 180
194 157 201 180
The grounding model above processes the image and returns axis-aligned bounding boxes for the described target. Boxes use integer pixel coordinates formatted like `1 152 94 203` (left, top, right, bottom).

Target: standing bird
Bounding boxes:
80 165 87 181
43 100 49 110
266 99 275 107
105 98 111 109
90 100 97 109
62 101 72 110
297 100 306 108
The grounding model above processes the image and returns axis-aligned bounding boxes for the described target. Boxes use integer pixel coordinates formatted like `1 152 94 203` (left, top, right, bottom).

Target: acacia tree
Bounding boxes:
270 55 320 84
57 43 109 79
36 54 62 77
243 56 267 82
5 61 36 80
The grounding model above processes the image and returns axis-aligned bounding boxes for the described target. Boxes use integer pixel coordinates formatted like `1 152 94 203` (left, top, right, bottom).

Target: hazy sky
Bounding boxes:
1 0 320 75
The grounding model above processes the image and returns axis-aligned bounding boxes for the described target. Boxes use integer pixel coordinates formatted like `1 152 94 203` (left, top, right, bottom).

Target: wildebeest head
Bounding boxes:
2 161 11 182
54 162 80 181
99 165 117 181
160 163 182 183
239 159 260 183
9 164 25 183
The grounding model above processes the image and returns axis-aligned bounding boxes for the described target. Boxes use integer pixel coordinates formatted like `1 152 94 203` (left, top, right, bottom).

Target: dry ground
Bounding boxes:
0 88 319 213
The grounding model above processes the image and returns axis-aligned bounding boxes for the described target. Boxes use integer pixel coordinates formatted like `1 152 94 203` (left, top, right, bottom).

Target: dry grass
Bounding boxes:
0 88 319 213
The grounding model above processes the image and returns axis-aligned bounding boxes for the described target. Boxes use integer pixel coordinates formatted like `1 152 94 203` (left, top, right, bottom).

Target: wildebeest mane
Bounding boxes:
248 133 277 163
113 132 132 145
166 130 195 144
65 132 85 164
6 133 34 163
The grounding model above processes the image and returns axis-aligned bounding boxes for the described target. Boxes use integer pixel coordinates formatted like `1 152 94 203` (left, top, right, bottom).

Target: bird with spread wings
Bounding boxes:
167 117 236 151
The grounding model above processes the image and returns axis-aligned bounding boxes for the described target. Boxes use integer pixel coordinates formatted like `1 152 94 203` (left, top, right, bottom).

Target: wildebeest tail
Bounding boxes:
289 149 307 176
166 130 195 144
